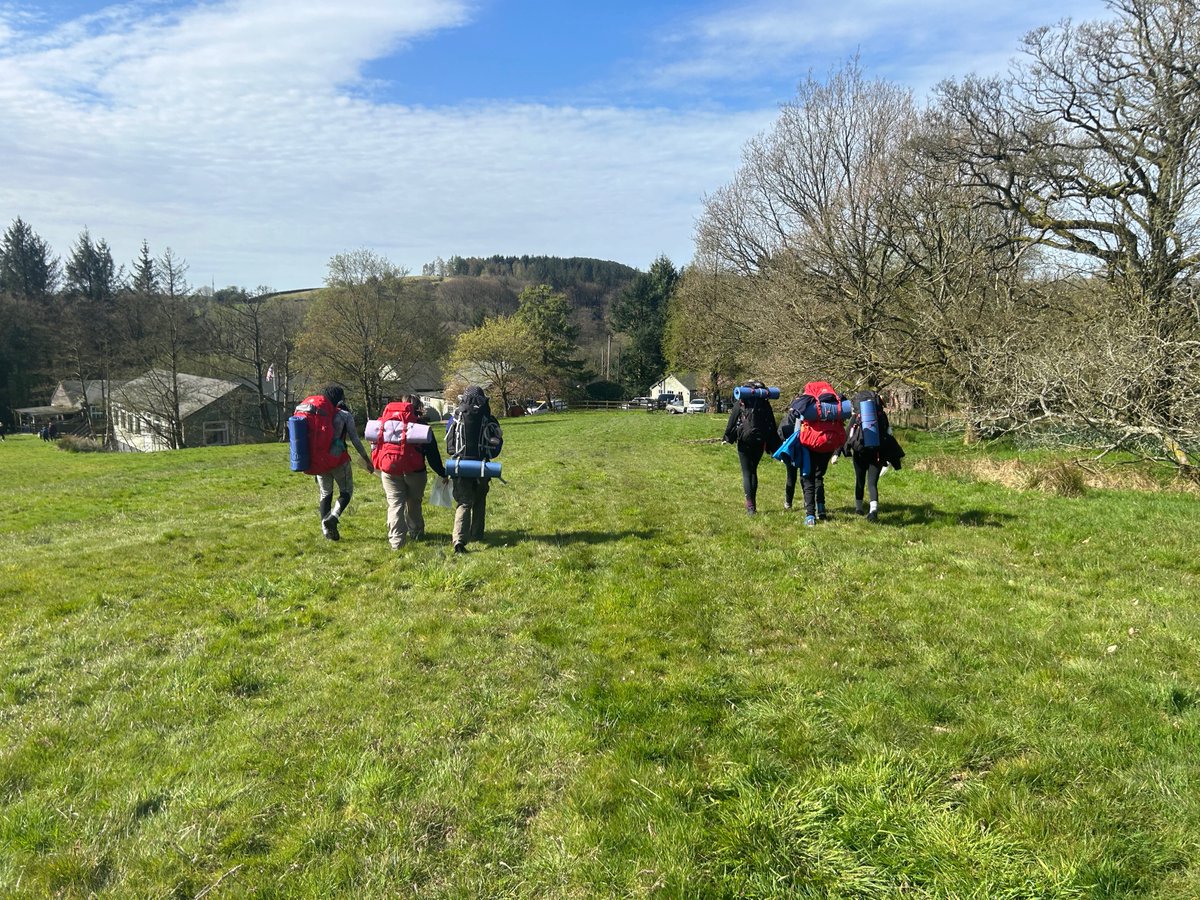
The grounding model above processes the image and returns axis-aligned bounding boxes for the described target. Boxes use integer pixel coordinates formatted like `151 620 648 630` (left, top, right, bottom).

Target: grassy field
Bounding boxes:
1 412 1199 898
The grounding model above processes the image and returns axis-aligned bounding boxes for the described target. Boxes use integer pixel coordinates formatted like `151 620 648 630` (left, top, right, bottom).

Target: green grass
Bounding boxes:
2 414 1199 898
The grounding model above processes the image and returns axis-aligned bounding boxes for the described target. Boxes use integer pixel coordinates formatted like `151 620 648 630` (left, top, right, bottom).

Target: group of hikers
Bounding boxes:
291 378 901 550
291 384 502 554
723 380 905 525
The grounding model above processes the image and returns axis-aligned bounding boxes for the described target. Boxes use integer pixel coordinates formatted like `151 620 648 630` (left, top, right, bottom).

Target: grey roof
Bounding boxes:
114 369 246 420
656 372 700 391
52 379 119 410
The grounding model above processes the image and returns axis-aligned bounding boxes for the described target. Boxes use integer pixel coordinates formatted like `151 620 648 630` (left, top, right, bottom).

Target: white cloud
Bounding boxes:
645 0 1116 94
0 0 769 287
1 0 1119 289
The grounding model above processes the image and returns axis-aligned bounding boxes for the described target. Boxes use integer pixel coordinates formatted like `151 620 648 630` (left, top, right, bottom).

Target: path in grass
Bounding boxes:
1 415 1198 897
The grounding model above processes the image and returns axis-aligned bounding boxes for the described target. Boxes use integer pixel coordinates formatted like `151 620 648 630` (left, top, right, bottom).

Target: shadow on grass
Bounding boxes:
502 417 567 426
481 528 659 546
864 503 1016 528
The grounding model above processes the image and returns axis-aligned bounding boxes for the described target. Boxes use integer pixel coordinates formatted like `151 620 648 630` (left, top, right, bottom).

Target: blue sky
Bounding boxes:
0 0 1113 290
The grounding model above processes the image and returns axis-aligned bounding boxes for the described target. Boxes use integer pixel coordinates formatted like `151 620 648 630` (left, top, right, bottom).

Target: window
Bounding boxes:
204 421 230 446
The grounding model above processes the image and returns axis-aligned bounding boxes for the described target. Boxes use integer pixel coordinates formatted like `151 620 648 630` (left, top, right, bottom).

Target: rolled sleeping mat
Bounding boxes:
287 415 310 472
447 459 502 479
801 399 852 421
364 419 432 445
860 398 880 448
733 385 781 401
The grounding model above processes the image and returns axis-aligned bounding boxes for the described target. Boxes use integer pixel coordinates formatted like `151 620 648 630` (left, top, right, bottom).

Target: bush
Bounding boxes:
56 435 106 453
1024 461 1087 497
586 380 625 401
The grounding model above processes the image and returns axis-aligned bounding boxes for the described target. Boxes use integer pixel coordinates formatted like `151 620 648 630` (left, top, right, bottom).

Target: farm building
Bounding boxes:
111 369 280 452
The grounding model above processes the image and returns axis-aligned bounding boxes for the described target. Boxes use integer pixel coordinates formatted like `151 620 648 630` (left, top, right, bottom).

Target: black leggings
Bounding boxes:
737 442 764 508
852 454 882 509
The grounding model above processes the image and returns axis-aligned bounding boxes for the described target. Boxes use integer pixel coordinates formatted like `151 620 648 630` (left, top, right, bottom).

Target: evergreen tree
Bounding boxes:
0 218 58 424
60 229 123 438
65 229 119 307
515 284 588 400
609 255 678 393
0 217 59 301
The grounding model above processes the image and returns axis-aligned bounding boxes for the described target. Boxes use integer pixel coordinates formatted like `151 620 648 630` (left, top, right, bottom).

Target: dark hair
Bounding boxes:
322 385 345 406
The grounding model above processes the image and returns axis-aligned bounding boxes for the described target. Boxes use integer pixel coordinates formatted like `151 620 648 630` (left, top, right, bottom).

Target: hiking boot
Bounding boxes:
867 510 878 523
322 515 340 541
453 543 467 554
816 505 827 521
855 505 865 516
804 515 816 527
783 502 792 511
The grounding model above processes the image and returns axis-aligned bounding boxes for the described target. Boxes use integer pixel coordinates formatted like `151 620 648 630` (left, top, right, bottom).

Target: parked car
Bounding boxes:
667 397 708 414
622 397 653 410
527 398 567 415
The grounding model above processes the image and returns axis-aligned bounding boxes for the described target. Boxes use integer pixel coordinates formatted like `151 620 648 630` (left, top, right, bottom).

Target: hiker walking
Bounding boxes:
370 395 447 549
844 389 905 522
445 385 503 553
777 394 806 512
722 380 780 515
294 385 374 541
792 381 848 527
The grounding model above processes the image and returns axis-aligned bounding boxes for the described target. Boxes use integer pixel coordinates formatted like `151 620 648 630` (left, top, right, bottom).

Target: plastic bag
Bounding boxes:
429 477 454 509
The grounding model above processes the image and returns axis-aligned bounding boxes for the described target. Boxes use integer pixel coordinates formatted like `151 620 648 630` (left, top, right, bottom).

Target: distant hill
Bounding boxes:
421 255 642 350
265 255 641 355
425 254 639 291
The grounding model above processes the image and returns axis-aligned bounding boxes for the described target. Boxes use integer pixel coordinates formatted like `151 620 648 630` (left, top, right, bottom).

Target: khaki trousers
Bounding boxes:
451 477 489 547
380 469 428 548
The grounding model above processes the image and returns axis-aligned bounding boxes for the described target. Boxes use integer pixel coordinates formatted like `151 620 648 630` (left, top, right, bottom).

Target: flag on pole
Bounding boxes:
266 364 275 383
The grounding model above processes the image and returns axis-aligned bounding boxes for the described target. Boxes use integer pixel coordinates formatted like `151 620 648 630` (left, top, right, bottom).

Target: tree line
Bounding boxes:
0 223 682 441
666 0 1200 475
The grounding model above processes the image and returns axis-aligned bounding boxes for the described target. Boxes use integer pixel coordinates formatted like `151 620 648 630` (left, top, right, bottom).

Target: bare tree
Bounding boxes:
297 249 447 414
934 0 1200 466
665 248 756 407
126 248 204 449
696 59 918 390
208 286 298 437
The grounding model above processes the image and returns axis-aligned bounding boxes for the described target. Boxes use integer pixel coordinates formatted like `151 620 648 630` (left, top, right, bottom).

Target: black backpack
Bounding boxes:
447 387 503 460
736 381 779 450
846 390 889 454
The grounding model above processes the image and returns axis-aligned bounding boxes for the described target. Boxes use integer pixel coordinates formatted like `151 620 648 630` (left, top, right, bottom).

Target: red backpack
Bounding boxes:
294 394 350 475
370 401 426 476
798 381 847 453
